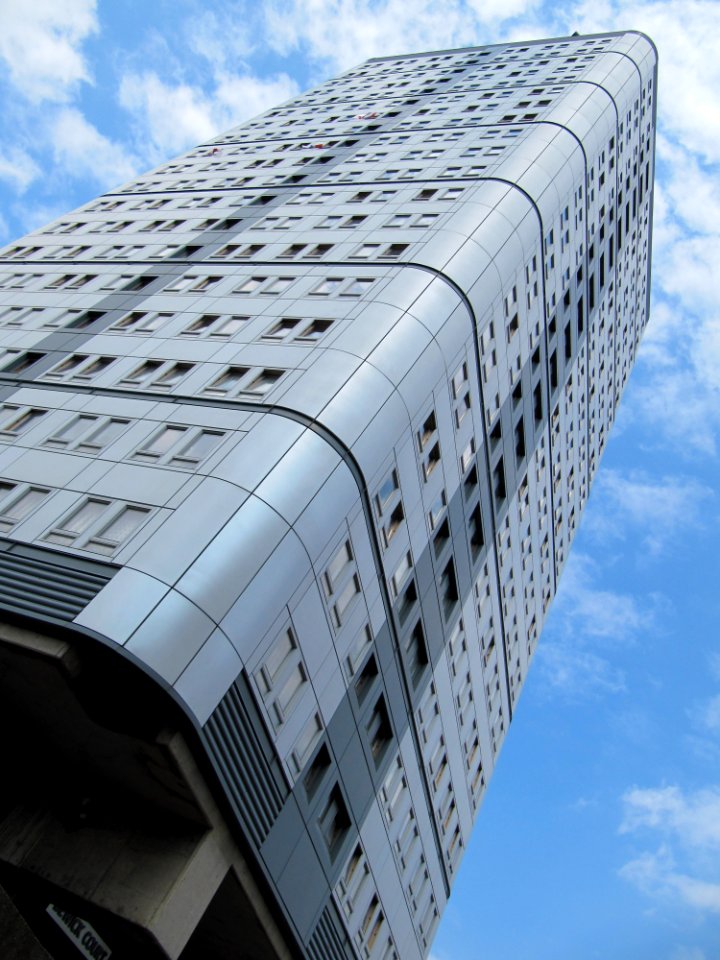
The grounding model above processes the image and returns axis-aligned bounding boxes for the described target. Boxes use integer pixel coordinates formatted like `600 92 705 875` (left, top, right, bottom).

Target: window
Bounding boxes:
205 366 249 394
350 243 380 260
0 406 47 436
2 351 46 374
182 314 249 338
265 277 294 295
324 539 362 629
295 318 333 342
404 620 429 687
263 318 301 340
0 484 50 532
0 307 43 328
418 410 436 450
342 277 375 297
43 354 115 382
43 416 129 453
234 276 266 294
165 274 221 293
255 626 307 731
44 498 150 555
119 360 193 390
111 310 173 333
204 364 284 398
318 785 351 859
131 425 225 467
310 277 343 296
366 696 393 764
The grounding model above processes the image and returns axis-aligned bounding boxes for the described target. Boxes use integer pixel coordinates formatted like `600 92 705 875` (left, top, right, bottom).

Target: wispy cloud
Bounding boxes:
263 0 485 71
50 107 139 189
585 470 714 556
535 553 663 701
671 949 707 960
0 147 40 193
119 69 299 164
620 785 720 915
0 0 98 103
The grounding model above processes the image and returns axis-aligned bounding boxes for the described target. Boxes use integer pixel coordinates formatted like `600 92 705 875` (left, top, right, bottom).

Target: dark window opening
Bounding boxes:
304 743 331 799
469 503 484 559
67 310 104 329
440 557 459 618
318 785 351 859
533 382 543 424
549 350 558 391
2 352 46 374
367 696 393 765
515 417 526 460
397 578 418 625
464 463 478 498
355 654 379 704
405 620 429 687
433 517 451 558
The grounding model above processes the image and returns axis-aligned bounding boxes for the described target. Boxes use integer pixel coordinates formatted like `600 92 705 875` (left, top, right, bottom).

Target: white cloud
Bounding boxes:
263 0 484 71
536 641 626 700
50 108 138 189
620 847 720 913
621 785 720 849
0 147 40 193
693 695 720 735
620 785 720 915
585 470 714 555
184 7 255 65
534 553 662 700
671 949 707 960
549 553 660 642
0 0 98 102
119 70 299 163
659 137 720 238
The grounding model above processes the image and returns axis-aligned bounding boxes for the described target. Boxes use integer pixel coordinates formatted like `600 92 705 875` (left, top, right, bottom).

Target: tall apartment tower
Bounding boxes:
0 31 656 960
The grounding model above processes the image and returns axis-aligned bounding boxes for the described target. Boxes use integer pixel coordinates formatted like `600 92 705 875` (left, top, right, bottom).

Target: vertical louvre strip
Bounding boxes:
203 677 287 847
307 901 356 960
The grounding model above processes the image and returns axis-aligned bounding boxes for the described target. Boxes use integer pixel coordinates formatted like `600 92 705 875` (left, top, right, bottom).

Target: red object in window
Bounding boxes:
314 143 325 149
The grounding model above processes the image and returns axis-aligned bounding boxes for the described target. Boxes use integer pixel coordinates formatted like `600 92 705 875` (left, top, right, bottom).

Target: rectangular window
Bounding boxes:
205 366 249 394
366 696 393 765
88 506 150 555
0 406 47 436
0 485 49 532
318 785 351 859
44 498 149 555
241 368 284 396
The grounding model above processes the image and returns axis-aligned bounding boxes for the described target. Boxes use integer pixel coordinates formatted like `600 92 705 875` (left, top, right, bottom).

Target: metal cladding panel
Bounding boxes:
0 30 656 960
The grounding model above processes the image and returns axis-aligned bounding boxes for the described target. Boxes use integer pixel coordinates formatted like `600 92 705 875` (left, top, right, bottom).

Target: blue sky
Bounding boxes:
0 2 718 958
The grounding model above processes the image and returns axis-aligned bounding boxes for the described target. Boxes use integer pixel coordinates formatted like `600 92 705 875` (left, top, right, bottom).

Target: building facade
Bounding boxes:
0 31 656 960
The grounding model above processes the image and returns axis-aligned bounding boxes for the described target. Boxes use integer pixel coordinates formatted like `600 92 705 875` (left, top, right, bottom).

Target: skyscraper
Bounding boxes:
0 30 656 960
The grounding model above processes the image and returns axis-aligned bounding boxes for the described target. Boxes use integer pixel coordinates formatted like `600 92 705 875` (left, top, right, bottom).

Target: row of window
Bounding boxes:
0 269 379 301
0 483 150 556
0 404 233 469
0 349 289 401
